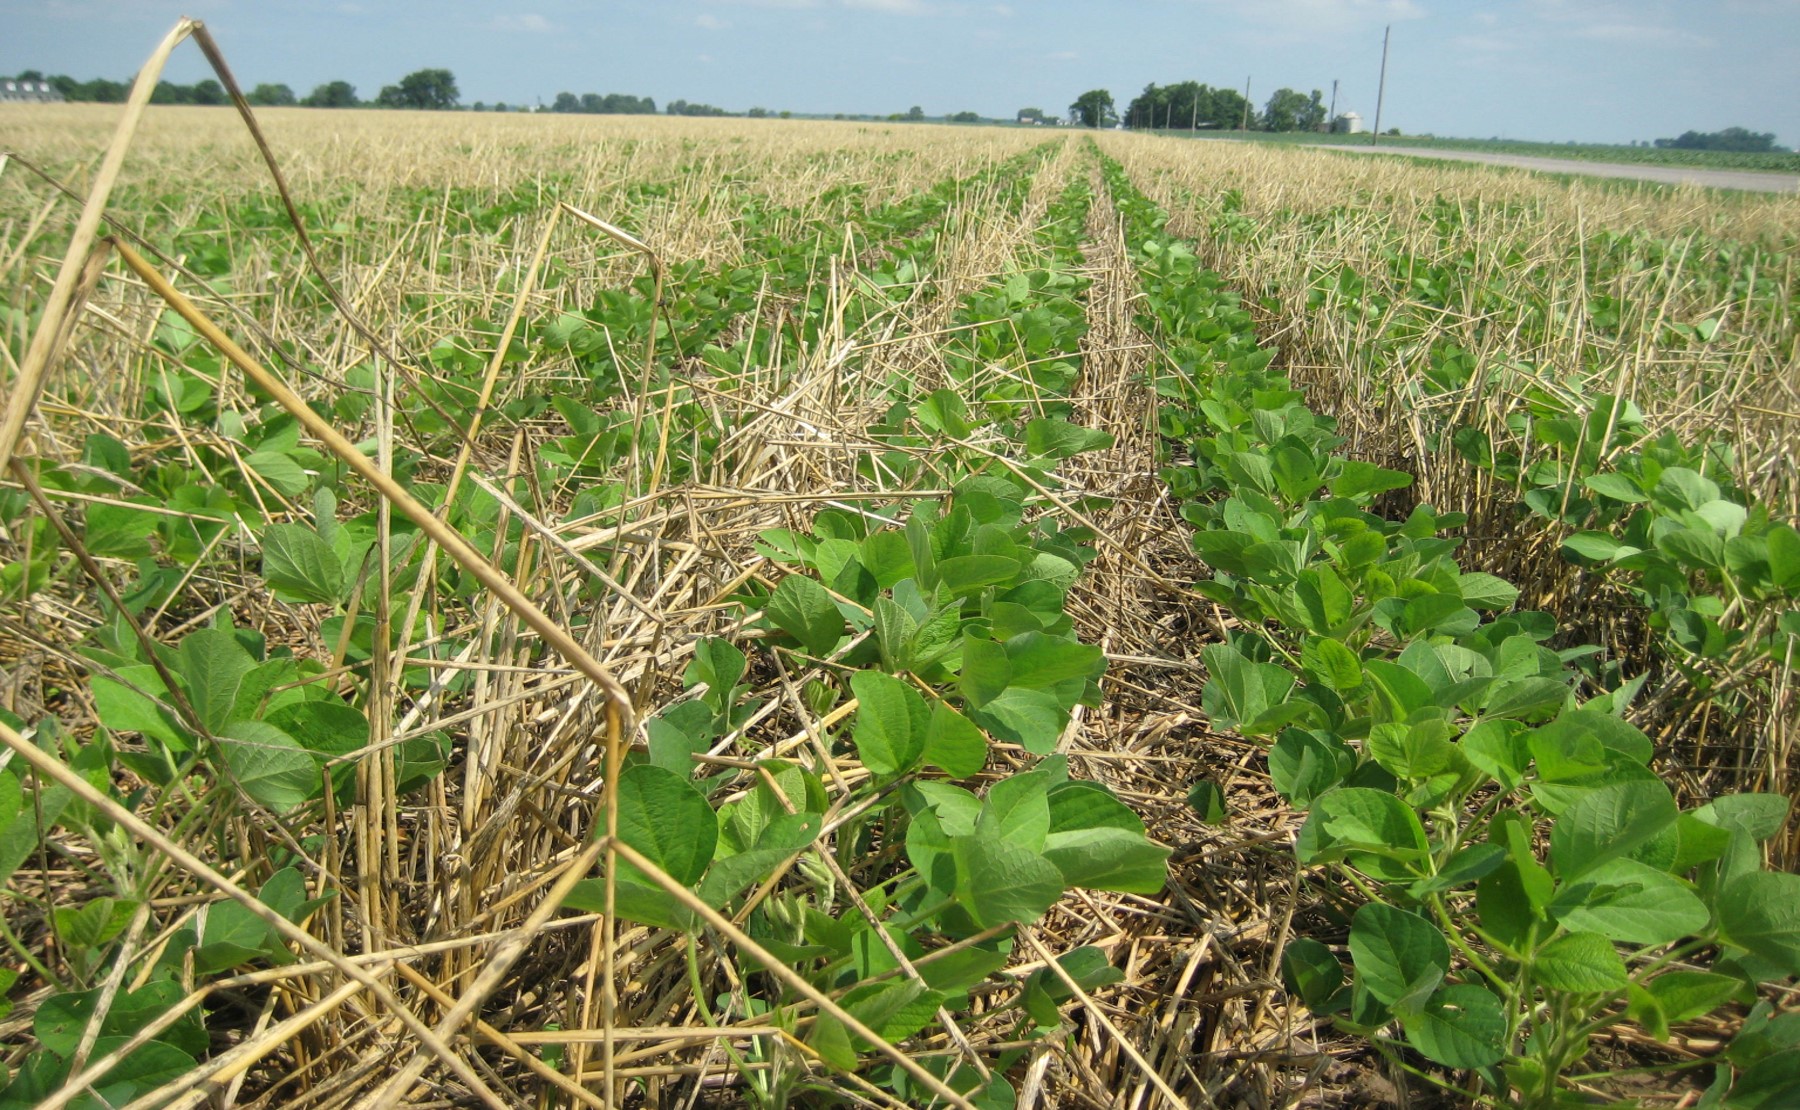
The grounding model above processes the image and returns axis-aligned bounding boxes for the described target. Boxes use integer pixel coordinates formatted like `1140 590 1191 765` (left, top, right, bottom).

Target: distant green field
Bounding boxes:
1161 129 1800 173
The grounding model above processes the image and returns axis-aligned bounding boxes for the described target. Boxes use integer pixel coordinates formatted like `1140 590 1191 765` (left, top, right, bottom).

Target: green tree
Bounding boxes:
1016 107 1044 124
378 68 458 110
302 80 358 108
247 83 296 107
552 91 581 113
1655 126 1780 152
1070 89 1115 128
1262 87 1324 132
949 110 980 123
905 104 925 121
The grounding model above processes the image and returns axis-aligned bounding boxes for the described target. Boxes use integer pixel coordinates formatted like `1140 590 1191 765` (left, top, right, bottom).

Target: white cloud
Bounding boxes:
694 13 729 29
490 13 552 32
844 0 934 12
1047 50 1078 60
714 0 935 11
1189 0 1426 34
1572 21 1711 46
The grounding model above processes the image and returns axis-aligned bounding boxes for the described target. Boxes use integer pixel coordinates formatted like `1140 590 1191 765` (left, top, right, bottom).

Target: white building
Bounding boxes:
1 79 64 103
1332 111 1364 134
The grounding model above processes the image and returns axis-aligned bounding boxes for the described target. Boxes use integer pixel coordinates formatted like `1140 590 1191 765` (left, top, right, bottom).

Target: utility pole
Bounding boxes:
1328 78 1338 133
1372 24 1390 145
1241 76 1252 130
1190 91 1198 131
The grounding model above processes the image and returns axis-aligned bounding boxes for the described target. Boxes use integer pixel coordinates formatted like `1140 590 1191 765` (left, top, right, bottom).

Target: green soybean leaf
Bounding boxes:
1296 788 1430 881
1301 636 1363 692
260 523 345 605
686 637 747 706
266 699 368 761
1410 843 1507 899
924 702 987 778
1718 871 1800 976
1041 827 1169 894
1400 984 1507 1069
1727 1051 1800 1109
52 896 136 951
850 669 928 776
959 634 1011 708
90 1036 197 1099
1692 794 1791 842
84 502 158 559
1550 858 1709 945
765 575 843 656
1185 779 1227 825
1269 729 1355 807
92 665 190 752
1047 781 1143 835
1767 523 1800 589
1646 971 1739 1025
1349 903 1448 1013
1653 467 1719 513
1583 472 1646 503
808 1012 857 1071
973 686 1066 755
1534 931 1628 992
1202 642 1295 735
917 389 973 438
613 764 716 887
955 827 1063 928
981 770 1053 850
872 596 918 671
216 721 318 814
697 814 821 909
1330 460 1412 501
843 979 946 1046
1550 779 1679 880
1024 417 1112 459
1368 719 1454 780
1563 530 1627 561
179 627 256 734
645 700 716 776
1005 632 1104 688
937 555 1019 595
195 898 278 974
1281 937 1345 1011
1457 572 1520 611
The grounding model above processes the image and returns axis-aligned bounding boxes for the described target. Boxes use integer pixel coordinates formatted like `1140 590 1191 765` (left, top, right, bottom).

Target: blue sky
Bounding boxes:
3 0 1797 144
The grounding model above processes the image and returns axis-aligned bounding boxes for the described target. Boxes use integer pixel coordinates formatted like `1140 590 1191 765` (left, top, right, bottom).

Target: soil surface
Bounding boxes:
1316 144 1800 193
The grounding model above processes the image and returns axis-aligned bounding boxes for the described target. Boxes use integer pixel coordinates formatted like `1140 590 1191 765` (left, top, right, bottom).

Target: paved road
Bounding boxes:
1321 145 1800 194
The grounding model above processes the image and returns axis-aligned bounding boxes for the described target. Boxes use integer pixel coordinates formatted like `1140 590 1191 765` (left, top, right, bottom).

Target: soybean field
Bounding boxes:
2 57 1798 1110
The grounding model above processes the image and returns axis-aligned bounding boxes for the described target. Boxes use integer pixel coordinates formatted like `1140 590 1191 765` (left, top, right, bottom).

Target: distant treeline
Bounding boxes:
12 68 458 109
1653 127 1785 153
13 68 755 118
548 92 655 115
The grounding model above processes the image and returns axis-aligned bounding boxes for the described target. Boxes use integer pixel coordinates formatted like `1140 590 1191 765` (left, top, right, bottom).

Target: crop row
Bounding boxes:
1098 145 1800 1107
0 141 1177 1108
588 165 1182 1107
1134 155 1800 791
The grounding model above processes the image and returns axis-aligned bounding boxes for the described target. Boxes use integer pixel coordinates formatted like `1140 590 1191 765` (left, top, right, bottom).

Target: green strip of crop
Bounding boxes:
1099 143 1800 1107
1162 180 1800 741
602 159 1172 1106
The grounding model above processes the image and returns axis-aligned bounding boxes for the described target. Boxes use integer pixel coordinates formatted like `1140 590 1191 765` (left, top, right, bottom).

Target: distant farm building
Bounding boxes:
1 79 64 103
1332 111 1364 134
